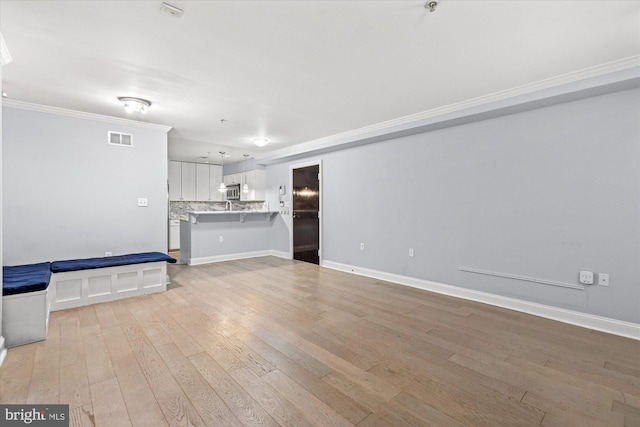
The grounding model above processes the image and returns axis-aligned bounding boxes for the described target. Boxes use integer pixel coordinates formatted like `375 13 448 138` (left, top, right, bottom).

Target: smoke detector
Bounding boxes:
160 2 183 18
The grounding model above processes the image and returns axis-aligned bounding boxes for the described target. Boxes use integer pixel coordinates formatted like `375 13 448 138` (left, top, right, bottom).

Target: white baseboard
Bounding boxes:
269 250 291 260
323 260 640 341
0 336 7 368
188 250 290 266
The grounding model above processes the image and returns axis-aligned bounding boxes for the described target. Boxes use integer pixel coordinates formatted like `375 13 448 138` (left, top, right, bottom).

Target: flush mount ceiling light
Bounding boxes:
253 138 269 147
118 97 151 113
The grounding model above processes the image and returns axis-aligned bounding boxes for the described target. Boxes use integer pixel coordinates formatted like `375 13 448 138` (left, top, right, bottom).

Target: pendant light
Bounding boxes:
242 154 250 193
218 152 227 192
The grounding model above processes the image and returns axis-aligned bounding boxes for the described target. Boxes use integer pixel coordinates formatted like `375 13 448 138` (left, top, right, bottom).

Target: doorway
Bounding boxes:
292 164 320 264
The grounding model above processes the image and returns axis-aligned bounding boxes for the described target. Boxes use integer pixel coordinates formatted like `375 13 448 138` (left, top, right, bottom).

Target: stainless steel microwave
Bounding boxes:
226 183 240 200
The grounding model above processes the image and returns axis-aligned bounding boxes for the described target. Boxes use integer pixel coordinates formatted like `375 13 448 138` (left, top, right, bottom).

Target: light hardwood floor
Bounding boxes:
1 257 639 426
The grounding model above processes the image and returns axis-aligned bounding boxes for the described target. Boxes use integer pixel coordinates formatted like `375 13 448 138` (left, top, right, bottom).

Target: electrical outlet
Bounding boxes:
409 248 415 257
137 197 148 207
219 236 224 242
598 273 609 286
360 243 365 251
105 252 113 257
579 271 594 285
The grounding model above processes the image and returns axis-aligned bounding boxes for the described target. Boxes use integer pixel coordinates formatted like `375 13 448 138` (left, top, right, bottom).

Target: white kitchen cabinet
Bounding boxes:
181 162 196 201
209 165 223 201
196 163 210 201
224 173 242 186
196 164 223 201
168 161 182 201
171 162 222 201
223 170 266 201
241 170 266 201
169 219 180 250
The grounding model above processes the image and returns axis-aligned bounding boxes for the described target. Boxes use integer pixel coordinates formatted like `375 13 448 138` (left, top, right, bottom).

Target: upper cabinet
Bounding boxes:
223 173 242 186
168 161 182 201
243 170 266 201
196 164 223 201
223 169 266 201
208 165 223 201
195 163 210 201
169 161 223 201
181 162 196 201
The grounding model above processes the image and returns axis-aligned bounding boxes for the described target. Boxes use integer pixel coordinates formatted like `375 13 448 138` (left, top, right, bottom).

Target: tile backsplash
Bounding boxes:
170 201 268 220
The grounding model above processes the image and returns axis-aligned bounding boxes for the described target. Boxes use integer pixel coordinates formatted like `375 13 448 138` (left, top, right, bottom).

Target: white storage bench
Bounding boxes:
2 262 52 347
48 252 176 312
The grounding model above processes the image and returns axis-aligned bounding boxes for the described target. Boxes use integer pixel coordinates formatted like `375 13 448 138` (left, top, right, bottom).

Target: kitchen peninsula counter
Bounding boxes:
180 211 279 265
189 210 278 221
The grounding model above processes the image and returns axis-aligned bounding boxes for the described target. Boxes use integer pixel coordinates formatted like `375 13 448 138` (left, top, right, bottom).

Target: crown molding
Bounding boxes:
256 55 640 164
2 99 173 133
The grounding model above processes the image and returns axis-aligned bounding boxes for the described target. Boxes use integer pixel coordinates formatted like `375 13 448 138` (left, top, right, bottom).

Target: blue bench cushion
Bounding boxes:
51 252 177 273
3 262 52 296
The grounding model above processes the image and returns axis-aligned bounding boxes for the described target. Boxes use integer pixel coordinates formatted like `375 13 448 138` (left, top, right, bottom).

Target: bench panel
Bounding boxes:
117 272 138 293
49 261 168 312
2 290 49 347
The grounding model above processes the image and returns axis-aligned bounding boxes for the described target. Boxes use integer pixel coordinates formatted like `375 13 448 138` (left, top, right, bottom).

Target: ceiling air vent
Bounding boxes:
160 2 183 18
108 131 133 147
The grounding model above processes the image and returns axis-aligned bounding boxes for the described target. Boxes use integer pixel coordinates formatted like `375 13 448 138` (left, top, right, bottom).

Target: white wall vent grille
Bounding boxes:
108 131 133 147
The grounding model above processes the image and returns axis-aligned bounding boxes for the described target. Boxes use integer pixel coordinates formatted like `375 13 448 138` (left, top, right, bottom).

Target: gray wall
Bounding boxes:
223 157 266 176
2 107 169 264
181 214 275 263
265 87 640 323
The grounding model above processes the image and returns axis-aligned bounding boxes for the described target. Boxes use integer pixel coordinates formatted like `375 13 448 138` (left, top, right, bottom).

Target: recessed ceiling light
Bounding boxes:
253 138 269 147
118 97 151 113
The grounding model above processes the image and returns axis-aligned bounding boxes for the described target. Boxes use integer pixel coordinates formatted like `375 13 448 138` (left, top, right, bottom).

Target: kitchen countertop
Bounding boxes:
190 210 273 214
185 210 278 223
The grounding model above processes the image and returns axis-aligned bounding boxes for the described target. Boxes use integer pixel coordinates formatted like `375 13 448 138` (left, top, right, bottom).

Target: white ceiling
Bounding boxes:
1 1 639 165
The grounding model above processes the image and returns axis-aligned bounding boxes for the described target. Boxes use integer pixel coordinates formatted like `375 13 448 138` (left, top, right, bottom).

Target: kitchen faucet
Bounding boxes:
225 200 232 211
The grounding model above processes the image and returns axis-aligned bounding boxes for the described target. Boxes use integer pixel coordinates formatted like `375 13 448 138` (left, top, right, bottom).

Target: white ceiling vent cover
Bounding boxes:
108 131 133 147
160 3 183 18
